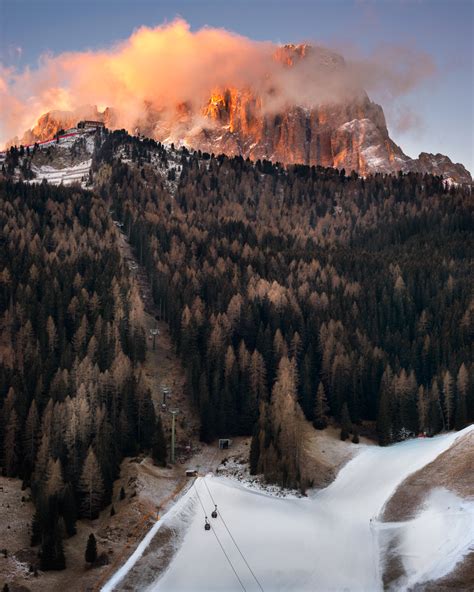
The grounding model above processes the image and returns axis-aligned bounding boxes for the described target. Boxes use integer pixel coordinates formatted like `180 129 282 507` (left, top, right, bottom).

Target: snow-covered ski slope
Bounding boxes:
103 426 473 592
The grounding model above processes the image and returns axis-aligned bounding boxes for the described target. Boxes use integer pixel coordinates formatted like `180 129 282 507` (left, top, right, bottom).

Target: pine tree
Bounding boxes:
266 357 303 487
40 530 66 571
3 407 19 477
427 381 444 435
417 385 428 434
78 447 104 519
151 416 167 467
45 458 64 498
455 363 468 430
31 508 42 547
39 498 66 571
249 424 260 475
340 402 352 441
442 370 454 430
377 368 394 445
85 533 97 565
313 383 329 430
24 400 40 474
60 484 77 537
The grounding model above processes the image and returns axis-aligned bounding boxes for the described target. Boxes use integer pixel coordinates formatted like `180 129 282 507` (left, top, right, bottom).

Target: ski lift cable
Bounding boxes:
203 478 265 592
194 481 248 592
194 480 209 517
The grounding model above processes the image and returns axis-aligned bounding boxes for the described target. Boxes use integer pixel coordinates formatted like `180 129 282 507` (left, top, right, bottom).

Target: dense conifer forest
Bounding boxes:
94 130 473 489
0 179 158 568
1 127 473 520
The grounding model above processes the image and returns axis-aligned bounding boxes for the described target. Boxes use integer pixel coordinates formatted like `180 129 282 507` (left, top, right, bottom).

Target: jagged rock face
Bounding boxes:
21 111 79 144
411 153 472 185
15 45 471 183
12 106 117 147
182 91 399 175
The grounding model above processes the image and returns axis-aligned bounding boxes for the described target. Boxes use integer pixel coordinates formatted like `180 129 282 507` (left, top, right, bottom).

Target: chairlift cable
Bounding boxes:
203 478 265 592
193 480 248 592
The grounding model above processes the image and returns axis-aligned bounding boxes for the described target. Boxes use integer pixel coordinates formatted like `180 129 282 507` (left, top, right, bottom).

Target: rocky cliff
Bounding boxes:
13 45 471 184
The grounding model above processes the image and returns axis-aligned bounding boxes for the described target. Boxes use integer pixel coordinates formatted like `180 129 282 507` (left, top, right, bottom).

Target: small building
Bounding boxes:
77 120 105 130
218 438 232 450
185 469 197 477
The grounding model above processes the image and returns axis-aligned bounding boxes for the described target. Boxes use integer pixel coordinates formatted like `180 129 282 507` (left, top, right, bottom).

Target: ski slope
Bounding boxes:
103 426 473 592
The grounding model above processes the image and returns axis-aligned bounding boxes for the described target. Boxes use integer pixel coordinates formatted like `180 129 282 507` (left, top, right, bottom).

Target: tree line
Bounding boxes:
95 130 472 489
0 179 165 570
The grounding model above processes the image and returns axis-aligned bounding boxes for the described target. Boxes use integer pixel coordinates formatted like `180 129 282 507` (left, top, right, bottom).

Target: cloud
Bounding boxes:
392 106 424 134
0 18 436 145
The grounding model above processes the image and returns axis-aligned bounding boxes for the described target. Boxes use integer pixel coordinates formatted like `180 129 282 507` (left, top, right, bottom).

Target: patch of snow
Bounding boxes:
217 458 302 499
101 480 197 592
338 118 373 132
377 488 474 591
29 159 92 187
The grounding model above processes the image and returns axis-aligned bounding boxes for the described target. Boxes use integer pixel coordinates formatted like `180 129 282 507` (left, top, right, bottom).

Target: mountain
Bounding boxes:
12 45 471 184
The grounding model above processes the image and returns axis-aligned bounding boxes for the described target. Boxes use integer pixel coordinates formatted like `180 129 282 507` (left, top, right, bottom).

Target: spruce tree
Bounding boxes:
442 370 454 430
40 531 66 571
313 383 329 430
85 533 97 565
151 416 167 467
78 447 104 519
39 499 66 571
30 508 42 547
249 425 260 475
455 364 468 430
340 402 352 441
60 484 77 537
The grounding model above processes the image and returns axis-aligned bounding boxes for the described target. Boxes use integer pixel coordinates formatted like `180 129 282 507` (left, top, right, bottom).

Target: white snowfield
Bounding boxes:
24 129 95 187
30 159 92 187
376 488 474 591
102 425 474 592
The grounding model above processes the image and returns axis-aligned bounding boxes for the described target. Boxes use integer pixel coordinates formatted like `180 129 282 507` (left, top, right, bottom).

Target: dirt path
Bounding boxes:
92 230 229 591
117 230 200 451
0 228 218 592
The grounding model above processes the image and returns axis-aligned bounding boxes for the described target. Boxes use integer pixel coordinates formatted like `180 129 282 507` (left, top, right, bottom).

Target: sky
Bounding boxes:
0 0 473 172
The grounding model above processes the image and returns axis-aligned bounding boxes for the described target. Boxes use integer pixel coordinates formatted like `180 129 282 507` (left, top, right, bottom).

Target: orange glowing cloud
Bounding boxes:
0 18 436 146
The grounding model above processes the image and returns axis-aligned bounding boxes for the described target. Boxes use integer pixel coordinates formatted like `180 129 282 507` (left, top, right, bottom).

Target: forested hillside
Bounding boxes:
93 130 473 489
0 179 156 568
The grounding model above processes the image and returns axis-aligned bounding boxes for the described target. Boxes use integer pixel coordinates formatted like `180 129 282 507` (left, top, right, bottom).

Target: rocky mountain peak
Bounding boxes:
11 44 471 184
